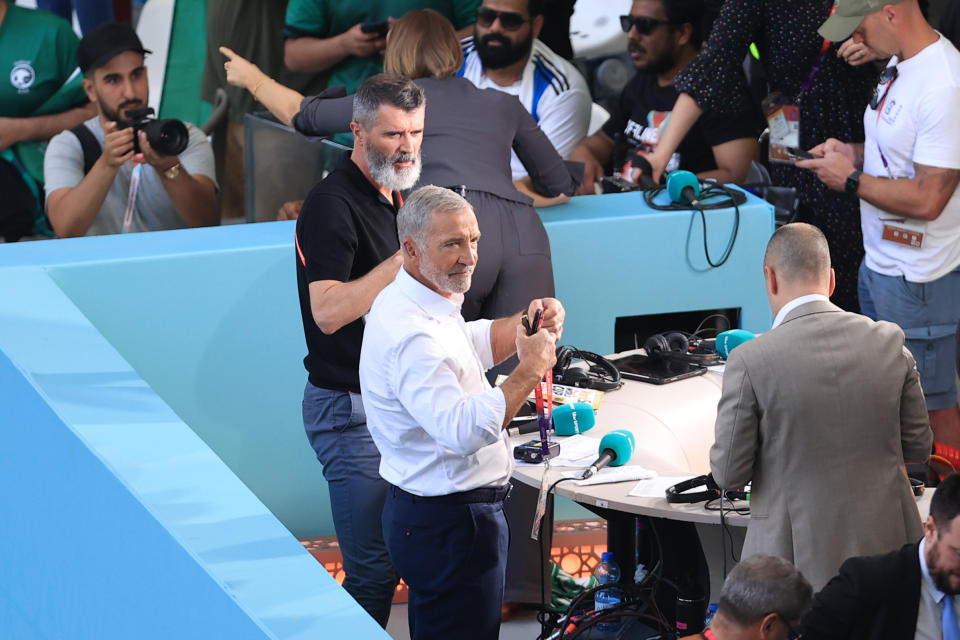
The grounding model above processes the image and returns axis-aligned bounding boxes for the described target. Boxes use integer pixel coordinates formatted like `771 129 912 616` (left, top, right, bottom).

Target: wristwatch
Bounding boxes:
845 170 862 195
163 163 181 180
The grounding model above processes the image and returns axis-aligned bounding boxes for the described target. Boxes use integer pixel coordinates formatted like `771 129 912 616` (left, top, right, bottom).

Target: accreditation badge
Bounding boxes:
880 217 925 248
762 93 801 165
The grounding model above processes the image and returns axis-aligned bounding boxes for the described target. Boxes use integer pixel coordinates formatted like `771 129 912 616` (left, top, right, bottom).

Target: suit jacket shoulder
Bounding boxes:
801 542 921 640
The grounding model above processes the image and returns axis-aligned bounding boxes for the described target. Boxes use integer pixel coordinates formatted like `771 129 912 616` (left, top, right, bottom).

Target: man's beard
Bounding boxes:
366 145 422 192
100 95 145 126
628 39 676 75
476 30 533 70
420 254 474 295
928 543 960 595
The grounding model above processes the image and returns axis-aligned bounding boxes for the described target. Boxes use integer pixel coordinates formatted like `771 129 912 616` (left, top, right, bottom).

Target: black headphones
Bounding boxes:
553 345 622 392
644 332 690 358
665 474 749 503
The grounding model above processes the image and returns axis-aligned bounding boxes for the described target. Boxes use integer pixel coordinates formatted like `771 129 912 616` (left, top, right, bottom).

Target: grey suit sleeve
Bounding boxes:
710 349 759 488
510 99 583 197
292 89 353 137
899 345 933 463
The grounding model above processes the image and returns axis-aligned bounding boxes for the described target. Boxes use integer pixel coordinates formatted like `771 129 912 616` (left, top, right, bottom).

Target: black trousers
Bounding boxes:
383 486 509 640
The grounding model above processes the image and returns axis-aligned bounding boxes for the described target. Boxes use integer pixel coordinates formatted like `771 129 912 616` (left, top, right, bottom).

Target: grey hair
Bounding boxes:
397 185 473 246
763 222 832 284
718 555 813 626
352 73 426 129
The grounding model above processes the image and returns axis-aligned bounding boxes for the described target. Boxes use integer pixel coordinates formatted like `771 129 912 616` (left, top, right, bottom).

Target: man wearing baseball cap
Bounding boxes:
43 22 218 237
797 0 960 452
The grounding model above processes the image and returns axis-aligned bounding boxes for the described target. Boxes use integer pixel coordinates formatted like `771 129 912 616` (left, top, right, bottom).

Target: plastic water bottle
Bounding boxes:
704 603 719 628
593 552 622 636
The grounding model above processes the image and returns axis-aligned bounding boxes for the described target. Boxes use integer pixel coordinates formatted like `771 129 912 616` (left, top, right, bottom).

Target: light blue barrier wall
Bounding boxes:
0 191 772 637
541 190 775 354
0 227 388 639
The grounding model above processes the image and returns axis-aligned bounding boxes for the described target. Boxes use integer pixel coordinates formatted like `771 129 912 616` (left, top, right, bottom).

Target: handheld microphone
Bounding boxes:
552 402 596 436
666 170 701 206
582 429 635 479
716 329 755 358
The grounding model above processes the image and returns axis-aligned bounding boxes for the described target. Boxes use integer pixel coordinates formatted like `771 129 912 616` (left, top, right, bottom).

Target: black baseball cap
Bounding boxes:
77 22 152 74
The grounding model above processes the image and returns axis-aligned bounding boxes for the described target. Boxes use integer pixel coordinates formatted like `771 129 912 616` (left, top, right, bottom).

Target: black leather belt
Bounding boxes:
390 483 512 504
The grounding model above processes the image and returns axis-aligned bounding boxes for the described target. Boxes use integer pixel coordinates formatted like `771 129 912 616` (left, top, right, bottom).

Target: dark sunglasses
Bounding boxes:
869 65 898 110
619 14 672 35
476 7 531 31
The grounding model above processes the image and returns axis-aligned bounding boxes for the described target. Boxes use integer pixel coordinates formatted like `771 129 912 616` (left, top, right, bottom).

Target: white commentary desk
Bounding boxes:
509 361 934 598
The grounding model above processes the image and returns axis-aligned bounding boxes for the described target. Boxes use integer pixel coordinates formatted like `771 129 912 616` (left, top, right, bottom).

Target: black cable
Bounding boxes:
643 183 747 268
537 476 579 639
704 495 749 578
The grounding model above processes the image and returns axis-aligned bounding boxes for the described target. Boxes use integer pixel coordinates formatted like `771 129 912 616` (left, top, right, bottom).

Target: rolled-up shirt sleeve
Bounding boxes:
466 318 496 371
392 330 506 456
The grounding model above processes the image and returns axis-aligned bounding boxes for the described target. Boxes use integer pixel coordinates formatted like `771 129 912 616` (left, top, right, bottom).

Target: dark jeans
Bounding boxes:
383 485 509 640
302 382 397 627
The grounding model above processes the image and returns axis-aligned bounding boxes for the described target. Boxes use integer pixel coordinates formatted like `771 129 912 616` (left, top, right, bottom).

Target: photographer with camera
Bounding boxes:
44 23 218 237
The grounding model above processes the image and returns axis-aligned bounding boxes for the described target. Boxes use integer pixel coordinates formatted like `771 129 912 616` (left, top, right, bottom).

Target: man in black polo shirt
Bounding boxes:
294 73 425 628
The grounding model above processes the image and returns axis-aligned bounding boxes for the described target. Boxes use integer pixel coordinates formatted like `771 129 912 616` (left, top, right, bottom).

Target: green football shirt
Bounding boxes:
0 4 85 118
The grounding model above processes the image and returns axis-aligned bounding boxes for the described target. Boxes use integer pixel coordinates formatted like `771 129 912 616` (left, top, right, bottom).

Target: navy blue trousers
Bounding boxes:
383 486 509 640
302 383 398 628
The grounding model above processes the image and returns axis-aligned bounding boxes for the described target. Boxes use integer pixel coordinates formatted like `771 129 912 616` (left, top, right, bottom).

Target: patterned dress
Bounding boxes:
675 0 876 312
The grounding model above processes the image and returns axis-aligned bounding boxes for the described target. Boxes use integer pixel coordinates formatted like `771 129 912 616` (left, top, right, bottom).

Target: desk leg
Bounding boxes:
578 503 711 631
579 503 637 584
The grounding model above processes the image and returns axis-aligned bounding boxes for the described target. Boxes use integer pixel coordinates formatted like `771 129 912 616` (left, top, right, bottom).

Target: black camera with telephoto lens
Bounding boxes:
122 107 189 156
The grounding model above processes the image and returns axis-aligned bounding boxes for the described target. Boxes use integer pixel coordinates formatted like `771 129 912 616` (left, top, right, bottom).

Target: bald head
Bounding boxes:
764 223 832 287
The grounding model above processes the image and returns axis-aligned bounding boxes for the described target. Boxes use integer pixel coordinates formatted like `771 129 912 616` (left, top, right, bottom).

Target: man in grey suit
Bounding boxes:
711 222 933 590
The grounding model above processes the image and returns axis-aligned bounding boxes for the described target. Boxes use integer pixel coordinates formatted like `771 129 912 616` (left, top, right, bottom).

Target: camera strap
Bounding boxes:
121 160 144 233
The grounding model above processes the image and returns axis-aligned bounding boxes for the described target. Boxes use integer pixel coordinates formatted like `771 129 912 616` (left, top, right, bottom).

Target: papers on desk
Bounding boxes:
549 434 600 467
562 465 658 486
628 475 697 498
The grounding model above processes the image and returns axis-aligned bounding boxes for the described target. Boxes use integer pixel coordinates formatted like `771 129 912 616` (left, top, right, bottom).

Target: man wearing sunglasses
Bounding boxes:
569 0 759 195
798 0 960 454
458 0 591 185
679 555 812 640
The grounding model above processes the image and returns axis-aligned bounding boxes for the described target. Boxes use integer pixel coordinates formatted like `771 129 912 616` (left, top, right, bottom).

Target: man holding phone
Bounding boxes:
283 1 481 93
360 186 563 639
797 0 960 450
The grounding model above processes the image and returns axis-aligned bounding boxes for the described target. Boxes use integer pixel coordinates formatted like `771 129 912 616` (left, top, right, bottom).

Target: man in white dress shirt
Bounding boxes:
359 185 563 640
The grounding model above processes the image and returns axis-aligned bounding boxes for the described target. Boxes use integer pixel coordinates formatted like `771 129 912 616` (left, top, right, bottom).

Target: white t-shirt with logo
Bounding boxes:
861 35 960 282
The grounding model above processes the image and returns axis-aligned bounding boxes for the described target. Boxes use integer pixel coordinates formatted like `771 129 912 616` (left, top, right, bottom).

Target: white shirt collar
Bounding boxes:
770 294 830 330
919 537 949 605
396 267 463 319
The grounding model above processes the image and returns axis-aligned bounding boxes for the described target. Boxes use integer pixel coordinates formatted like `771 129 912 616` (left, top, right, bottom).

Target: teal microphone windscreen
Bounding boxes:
666 170 700 204
716 329 755 358
553 402 596 436
599 429 635 467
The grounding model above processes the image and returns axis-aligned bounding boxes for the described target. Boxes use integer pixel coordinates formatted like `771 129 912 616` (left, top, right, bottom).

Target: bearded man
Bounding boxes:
293 73 425 629
569 0 759 194
44 22 217 236
359 185 564 639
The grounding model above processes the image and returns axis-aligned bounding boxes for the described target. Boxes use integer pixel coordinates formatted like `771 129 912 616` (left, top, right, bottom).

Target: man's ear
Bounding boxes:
349 120 363 143
82 76 97 105
402 237 417 259
764 264 778 296
674 22 693 48
531 14 544 40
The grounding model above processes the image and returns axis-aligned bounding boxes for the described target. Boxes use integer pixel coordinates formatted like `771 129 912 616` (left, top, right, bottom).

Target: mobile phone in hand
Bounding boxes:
360 21 389 37
528 309 543 336
786 147 821 160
